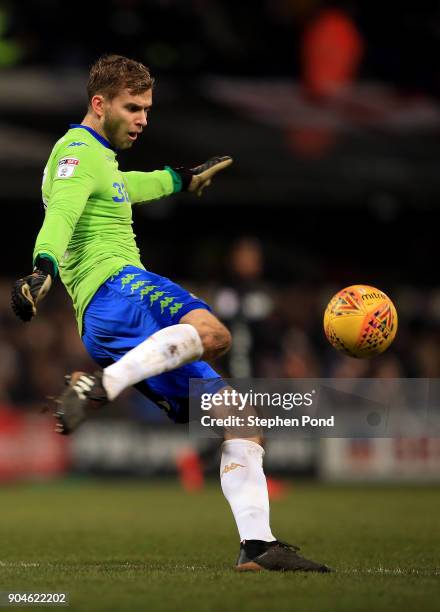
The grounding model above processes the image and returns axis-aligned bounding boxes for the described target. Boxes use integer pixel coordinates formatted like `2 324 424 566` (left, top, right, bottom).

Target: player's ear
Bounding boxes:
90 94 105 118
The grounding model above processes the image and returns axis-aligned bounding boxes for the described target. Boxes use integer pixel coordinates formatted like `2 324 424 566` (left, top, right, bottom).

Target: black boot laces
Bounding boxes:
276 540 301 554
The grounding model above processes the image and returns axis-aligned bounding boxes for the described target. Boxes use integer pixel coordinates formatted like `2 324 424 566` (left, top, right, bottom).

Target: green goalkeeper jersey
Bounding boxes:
34 125 176 335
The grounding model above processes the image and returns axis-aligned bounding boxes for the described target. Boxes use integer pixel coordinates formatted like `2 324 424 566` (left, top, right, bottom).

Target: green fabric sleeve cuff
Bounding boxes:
33 253 59 278
164 166 182 193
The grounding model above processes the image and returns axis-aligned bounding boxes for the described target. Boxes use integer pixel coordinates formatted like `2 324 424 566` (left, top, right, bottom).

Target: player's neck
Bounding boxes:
81 115 110 142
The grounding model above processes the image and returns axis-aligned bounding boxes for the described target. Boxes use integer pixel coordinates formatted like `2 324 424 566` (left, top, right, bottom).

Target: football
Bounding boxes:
323 285 398 358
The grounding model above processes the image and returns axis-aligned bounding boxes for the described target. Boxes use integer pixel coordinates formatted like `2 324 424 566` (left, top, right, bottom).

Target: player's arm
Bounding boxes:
11 151 96 322
123 156 233 204
122 169 174 204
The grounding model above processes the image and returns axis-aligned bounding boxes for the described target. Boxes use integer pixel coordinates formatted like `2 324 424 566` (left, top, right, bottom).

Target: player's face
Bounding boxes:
102 89 152 150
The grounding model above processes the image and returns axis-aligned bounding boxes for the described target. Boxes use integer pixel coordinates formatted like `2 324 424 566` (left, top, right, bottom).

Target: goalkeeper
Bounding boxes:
11 54 330 573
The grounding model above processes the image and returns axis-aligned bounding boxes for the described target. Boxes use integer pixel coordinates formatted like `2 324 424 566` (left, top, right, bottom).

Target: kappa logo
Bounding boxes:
57 157 80 178
121 273 140 288
67 141 88 147
221 462 245 477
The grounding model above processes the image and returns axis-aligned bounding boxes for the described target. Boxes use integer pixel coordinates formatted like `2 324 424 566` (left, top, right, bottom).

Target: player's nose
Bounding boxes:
137 112 148 128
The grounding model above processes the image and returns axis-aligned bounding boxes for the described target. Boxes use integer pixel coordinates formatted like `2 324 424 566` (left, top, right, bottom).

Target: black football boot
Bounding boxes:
54 371 108 435
236 540 333 572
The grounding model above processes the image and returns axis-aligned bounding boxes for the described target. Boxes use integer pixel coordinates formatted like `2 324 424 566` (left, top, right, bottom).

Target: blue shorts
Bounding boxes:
82 266 225 423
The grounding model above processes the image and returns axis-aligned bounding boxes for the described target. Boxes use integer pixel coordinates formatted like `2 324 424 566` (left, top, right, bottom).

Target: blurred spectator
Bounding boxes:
301 5 364 101
213 237 280 377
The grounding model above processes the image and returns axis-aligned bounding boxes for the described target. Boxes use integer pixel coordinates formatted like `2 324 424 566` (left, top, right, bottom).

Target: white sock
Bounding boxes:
102 323 203 400
220 439 275 542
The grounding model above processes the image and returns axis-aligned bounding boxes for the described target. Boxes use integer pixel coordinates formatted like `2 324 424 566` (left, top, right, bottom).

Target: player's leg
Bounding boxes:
206 387 330 572
101 309 230 400
133 365 331 573
54 267 230 433
129 362 276 547
221 439 331 572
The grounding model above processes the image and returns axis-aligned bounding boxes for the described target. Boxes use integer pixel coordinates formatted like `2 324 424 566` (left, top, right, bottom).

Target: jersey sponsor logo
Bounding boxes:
67 141 88 147
57 157 80 178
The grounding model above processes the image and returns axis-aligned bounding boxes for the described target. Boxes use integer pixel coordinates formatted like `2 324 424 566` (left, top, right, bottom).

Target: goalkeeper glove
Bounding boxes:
171 156 233 196
11 256 55 322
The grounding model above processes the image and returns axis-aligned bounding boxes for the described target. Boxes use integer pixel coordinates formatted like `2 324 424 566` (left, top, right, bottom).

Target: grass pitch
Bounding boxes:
0 480 438 611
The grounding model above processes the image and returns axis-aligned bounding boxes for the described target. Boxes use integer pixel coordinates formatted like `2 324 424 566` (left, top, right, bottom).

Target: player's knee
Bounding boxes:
179 309 232 360
201 322 232 359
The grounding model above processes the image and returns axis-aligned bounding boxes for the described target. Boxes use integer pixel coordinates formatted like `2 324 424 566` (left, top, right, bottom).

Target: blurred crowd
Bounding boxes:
1 1 440 96
0 237 438 415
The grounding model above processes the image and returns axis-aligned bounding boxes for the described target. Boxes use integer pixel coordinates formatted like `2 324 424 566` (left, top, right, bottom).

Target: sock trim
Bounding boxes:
221 438 265 457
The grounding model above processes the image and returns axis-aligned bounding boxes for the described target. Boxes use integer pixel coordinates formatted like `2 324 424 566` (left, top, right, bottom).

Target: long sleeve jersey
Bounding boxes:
34 124 176 335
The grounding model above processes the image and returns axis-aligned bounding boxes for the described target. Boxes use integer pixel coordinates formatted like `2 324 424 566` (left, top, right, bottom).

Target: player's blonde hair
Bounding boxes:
87 54 154 102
